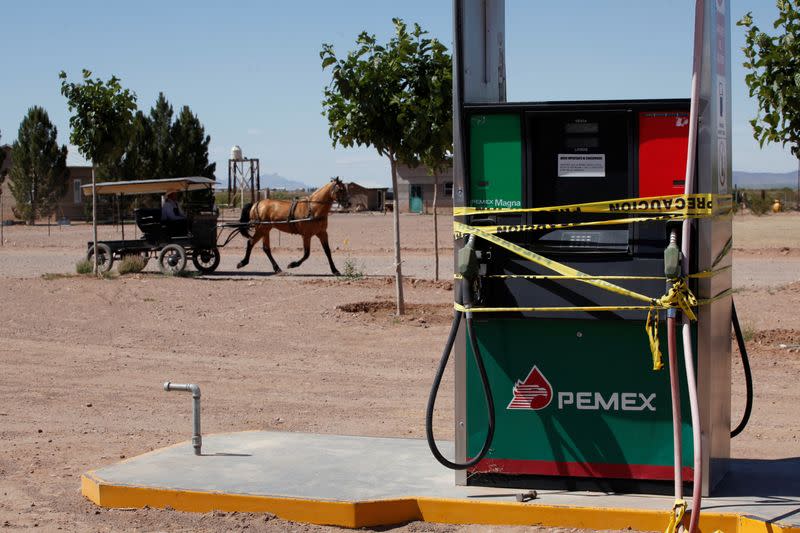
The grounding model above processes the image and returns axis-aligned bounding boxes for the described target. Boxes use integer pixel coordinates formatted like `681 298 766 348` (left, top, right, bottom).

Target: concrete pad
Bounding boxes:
83 431 800 531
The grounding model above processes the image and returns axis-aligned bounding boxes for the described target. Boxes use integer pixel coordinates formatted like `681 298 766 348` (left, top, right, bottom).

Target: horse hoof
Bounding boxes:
236 261 247 269
288 262 299 269
332 270 341 276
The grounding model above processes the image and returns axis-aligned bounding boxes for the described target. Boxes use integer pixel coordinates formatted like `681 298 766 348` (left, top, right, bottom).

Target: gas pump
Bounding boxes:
425 2 750 531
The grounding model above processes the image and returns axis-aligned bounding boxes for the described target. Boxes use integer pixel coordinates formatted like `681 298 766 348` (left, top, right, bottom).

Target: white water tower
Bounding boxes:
227 145 260 207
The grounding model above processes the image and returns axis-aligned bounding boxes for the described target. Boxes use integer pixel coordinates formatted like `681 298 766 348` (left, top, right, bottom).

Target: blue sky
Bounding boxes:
0 1 796 187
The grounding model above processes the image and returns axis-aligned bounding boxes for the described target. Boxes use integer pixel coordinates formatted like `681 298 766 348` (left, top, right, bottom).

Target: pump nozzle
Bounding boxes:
664 231 682 279
457 234 480 281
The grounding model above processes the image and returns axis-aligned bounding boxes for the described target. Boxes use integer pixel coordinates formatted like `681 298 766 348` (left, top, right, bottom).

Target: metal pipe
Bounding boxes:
163 381 202 455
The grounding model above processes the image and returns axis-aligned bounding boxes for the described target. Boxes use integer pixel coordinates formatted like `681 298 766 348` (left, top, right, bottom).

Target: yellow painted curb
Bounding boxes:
81 473 799 532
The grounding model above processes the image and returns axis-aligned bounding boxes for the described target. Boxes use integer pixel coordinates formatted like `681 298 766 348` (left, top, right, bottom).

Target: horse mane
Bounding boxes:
308 180 337 203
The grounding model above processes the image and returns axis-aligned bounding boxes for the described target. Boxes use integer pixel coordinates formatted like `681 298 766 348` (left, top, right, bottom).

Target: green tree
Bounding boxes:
98 111 153 181
171 105 216 178
147 92 175 178
101 94 216 183
321 19 452 314
7 107 68 224
59 69 137 272
739 2 800 206
1 131 8 232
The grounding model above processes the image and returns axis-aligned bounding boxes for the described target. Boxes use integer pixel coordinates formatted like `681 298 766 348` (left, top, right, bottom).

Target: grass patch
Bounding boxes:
118 255 147 275
75 259 93 274
341 257 365 280
42 273 76 280
741 324 757 343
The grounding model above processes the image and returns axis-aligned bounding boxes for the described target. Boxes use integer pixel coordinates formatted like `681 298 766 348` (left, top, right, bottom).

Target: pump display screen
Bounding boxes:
564 121 599 135
527 111 631 253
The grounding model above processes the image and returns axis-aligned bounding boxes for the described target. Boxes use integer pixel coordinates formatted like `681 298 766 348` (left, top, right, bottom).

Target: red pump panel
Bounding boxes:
638 112 690 198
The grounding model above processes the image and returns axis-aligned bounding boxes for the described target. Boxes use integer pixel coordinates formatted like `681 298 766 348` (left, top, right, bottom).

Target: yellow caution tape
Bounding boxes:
646 306 664 371
455 193 732 217
455 303 659 313
452 194 733 370
466 215 683 235
664 499 687 533
454 265 730 281
657 278 698 321
453 288 729 315
646 279 699 370
712 235 733 268
454 222 654 304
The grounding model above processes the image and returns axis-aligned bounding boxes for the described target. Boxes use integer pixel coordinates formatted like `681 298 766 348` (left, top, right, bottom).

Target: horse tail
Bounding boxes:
239 203 253 239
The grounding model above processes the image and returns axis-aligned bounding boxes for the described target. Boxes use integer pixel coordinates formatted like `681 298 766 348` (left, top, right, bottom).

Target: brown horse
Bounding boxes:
236 177 350 275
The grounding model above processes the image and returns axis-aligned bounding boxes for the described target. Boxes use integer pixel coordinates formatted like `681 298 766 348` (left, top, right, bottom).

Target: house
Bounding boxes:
58 166 92 221
395 163 453 214
346 182 388 212
0 145 91 222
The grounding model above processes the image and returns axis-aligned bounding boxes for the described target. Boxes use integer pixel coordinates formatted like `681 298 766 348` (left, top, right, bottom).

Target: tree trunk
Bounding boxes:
433 174 439 281
389 156 405 315
796 155 799 211
30 179 35 226
92 166 99 274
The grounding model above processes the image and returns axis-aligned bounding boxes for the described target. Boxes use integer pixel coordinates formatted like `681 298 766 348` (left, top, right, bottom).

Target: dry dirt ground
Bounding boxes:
0 212 798 532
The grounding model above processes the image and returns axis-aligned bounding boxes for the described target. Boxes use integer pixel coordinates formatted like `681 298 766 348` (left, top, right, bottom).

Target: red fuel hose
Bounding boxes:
667 314 683 501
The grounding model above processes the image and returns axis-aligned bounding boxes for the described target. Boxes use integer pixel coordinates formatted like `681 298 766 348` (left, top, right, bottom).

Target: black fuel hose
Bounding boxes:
425 309 496 470
731 300 753 438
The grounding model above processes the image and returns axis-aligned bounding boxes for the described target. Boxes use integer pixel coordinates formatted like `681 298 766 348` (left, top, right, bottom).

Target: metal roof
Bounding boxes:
81 176 216 196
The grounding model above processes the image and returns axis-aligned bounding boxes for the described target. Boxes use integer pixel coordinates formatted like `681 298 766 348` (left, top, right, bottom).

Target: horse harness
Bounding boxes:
286 197 333 233
287 198 306 233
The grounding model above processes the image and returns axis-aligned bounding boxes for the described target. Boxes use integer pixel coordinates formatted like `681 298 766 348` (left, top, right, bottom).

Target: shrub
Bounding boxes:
342 257 364 279
746 194 774 215
75 259 93 274
118 255 147 275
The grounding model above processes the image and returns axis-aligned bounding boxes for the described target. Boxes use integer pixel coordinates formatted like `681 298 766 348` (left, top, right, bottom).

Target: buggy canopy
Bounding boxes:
81 177 216 197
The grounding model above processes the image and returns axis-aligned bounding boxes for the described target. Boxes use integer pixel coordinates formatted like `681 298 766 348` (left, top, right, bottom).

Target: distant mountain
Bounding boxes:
261 173 309 190
734 170 798 188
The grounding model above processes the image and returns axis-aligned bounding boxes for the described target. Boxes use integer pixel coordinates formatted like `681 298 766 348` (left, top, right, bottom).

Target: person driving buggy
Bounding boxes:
162 191 188 235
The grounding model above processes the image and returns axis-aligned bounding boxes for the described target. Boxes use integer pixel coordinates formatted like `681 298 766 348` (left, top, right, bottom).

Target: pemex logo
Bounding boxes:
507 365 553 410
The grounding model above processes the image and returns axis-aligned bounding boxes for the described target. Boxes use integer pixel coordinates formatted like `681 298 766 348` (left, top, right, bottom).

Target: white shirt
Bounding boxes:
162 198 185 221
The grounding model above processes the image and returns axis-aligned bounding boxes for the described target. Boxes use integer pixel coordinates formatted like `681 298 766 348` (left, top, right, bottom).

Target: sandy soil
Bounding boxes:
0 212 798 532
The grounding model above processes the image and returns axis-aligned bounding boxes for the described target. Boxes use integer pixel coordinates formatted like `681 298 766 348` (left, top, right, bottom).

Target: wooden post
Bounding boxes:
433 174 440 281
92 166 98 274
390 156 405 315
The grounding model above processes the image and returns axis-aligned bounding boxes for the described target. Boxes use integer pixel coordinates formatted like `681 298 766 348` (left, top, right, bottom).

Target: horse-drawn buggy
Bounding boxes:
83 176 222 274
82 175 350 276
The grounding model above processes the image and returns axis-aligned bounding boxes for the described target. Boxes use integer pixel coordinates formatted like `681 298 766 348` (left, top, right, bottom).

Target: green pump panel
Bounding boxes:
468 114 522 209
466 319 695 486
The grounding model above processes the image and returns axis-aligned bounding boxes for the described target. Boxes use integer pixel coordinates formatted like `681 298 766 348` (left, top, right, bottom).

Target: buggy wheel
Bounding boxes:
158 244 187 275
86 243 114 273
192 247 220 274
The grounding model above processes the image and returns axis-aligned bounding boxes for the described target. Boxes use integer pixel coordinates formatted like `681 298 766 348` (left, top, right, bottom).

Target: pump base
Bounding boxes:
82 431 800 531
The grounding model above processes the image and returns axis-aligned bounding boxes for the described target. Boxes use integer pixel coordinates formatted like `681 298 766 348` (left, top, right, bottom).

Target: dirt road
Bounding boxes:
0 212 798 532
